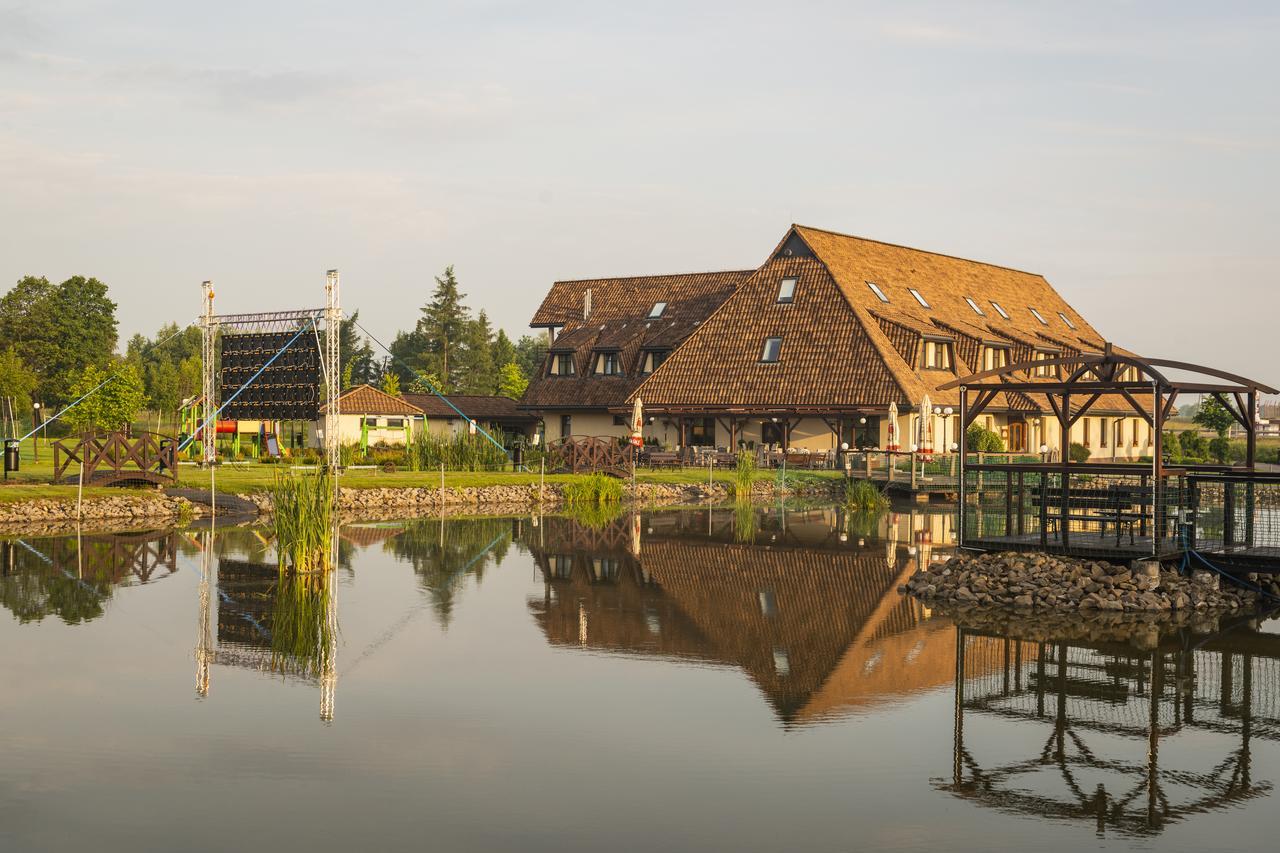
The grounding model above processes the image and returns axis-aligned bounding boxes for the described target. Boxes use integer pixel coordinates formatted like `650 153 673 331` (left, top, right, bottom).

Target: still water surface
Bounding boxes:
1 505 1277 852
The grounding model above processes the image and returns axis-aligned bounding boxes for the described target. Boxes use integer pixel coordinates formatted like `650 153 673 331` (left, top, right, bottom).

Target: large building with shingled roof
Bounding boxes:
521 225 1151 459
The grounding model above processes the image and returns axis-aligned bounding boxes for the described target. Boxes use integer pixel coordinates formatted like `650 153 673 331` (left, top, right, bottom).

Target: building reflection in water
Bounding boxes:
524 505 960 724
943 622 1279 837
0 530 179 625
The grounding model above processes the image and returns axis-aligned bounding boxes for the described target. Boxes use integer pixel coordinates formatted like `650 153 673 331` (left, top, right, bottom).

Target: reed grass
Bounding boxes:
407 429 510 472
843 478 889 513
561 473 623 508
733 499 759 543
733 451 757 498
268 471 335 572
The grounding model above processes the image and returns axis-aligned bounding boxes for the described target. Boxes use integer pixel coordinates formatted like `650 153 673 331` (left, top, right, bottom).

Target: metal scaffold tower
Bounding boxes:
197 272 342 469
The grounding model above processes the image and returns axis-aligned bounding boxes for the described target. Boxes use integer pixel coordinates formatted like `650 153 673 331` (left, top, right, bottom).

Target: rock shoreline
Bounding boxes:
0 478 843 526
903 551 1274 613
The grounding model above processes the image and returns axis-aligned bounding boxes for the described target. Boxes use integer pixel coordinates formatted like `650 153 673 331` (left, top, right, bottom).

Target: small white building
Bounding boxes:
316 384 423 450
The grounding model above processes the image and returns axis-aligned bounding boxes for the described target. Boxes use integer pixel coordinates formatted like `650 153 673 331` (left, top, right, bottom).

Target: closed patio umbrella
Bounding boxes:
887 401 899 452
920 394 933 461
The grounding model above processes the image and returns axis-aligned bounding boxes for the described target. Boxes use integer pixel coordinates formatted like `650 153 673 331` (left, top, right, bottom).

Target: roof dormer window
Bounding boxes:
982 345 1010 372
964 296 985 316
921 339 953 370
908 288 930 309
1028 307 1048 326
990 301 1011 320
641 350 669 374
593 351 623 376
1058 311 1077 329
760 336 782 363
866 281 889 303
776 276 797 303
647 302 667 319
549 352 576 376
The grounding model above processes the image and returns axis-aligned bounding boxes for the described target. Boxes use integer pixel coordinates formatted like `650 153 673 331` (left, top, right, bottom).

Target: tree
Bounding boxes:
62 361 146 433
389 327 428 389
514 334 547 382
380 371 401 397
418 265 470 389
458 310 496 394
965 424 1004 453
0 275 118 403
1193 396 1235 438
1208 436 1232 464
0 347 38 427
497 362 528 399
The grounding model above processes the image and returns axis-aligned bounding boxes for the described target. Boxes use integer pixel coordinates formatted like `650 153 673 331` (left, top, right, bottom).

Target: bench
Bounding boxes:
1030 486 1151 545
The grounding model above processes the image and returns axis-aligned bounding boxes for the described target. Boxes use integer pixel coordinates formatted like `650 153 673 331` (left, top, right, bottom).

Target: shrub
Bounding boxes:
1162 431 1183 463
1208 436 1231 464
1068 442 1091 464
1179 429 1209 461
966 424 1005 453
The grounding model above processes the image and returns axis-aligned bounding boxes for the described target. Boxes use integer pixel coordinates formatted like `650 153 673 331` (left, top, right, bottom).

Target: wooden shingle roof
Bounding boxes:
520 270 750 411
402 393 537 422
630 225 1120 413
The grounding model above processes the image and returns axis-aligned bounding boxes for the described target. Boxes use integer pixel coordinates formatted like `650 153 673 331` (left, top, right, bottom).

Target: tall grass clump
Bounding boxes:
843 478 889 513
269 471 335 572
734 501 759 543
561 472 623 508
733 450 757 499
407 428 510 472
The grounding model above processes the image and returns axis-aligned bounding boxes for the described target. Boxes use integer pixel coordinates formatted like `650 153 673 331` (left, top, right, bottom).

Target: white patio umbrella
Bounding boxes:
631 397 644 440
887 401 899 451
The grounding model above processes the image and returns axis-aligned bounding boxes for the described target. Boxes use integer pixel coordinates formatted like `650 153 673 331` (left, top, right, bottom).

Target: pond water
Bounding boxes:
1 504 1278 852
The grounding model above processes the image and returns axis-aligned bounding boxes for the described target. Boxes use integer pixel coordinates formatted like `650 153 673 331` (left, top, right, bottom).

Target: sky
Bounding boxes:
0 1 1276 383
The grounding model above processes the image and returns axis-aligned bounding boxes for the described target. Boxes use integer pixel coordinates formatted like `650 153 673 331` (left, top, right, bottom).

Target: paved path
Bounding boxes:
165 488 260 516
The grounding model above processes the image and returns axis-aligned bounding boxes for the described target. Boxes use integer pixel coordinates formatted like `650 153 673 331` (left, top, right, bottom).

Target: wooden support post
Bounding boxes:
1039 473 1049 548
1224 482 1236 549
1005 471 1013 537
957 387 968 547
1016 471 1025 536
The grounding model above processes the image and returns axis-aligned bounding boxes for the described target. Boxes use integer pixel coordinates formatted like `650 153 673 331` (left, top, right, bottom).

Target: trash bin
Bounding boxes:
3 440 18 475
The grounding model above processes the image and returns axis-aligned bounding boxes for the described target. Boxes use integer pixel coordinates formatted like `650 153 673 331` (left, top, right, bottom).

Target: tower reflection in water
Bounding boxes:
944 623 1278 837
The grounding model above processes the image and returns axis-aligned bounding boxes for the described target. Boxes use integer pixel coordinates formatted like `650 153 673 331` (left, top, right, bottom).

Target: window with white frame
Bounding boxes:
760 337 783 363
866 281 889 302
1058 311 1077 329
647 301 667 318
990 301 1011 320
964 296 985 316
909 288 930 309
776 277 797 303
1029 307 1048 325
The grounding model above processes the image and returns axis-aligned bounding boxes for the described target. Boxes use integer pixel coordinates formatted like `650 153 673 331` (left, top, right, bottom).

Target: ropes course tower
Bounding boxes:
196 272 342 469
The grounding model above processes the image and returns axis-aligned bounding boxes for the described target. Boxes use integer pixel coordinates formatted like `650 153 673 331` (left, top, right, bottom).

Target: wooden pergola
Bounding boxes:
937 344 1279 560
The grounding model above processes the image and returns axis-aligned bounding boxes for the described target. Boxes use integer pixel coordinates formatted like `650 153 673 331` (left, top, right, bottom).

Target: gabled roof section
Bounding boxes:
323 384 422 416
529 270 752 328
790 224 1107 351
631 256 912 410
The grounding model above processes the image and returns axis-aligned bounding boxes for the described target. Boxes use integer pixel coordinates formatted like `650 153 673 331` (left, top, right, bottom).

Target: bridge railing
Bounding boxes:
52 430 178 486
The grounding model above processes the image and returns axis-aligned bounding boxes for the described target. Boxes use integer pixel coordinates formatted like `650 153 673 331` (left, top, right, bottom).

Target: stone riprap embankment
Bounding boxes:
0 494 199 528
903 551 1273 613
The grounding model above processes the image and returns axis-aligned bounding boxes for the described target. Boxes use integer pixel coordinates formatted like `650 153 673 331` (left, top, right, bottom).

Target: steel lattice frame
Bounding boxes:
199 274 342 469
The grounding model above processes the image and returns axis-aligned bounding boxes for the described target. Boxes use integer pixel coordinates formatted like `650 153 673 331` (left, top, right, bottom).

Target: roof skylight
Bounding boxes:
990 301 1010 320
1058 311 1077 329
647 301 667 318
1029 307 1048 325
908 288 930 309
866 281 889 303
777 276 797 303
964 297 985 316
761 337 782 363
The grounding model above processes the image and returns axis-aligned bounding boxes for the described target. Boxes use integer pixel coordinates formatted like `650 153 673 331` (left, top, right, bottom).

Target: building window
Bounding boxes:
594 351 623 376
1083 418 1091 448
982 346 1009 372
641 350 668 374
777 276 797 303
1029 307 1048 325
1032 351 1058 378
866 281 889 302
551 555 573 579
560 414 572 438
964 296 985 316
760 336 782 363
762 420 785 446
908 288 930 309
990 301 1011 320
386 418 404 429
612 415 627 426
1133 421 1141 447
1100 417 1108 448
1058 311 1077 329
550 352 576 376
688 417 716 447
591 557 620 582
648 301 667 318
921 340 952 370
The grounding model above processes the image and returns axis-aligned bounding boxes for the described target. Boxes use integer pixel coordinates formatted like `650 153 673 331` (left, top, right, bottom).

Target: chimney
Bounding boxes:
583 288 592 321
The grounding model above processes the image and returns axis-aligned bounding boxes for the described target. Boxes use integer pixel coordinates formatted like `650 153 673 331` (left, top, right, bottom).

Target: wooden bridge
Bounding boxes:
53 431 178 487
